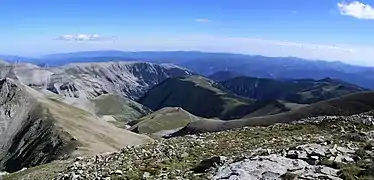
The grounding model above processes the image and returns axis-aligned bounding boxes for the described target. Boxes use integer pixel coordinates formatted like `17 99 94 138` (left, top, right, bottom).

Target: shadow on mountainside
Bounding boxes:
168 91 374 137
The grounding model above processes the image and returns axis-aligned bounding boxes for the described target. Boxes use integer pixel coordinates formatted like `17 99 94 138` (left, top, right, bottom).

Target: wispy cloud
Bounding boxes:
265 39 355 53
56 34 114 41
195 18 212 23
292 10 298 14
337 1 374 19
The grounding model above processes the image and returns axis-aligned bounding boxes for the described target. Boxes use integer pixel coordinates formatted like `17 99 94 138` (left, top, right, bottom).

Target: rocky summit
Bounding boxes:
4 111 374 180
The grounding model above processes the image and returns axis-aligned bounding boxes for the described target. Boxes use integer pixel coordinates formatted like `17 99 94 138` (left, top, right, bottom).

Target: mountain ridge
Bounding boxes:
0 61 193 100
138 75 294 120
219 75 368 104
169 91 374 137
2 51 374 89
0 78 152 172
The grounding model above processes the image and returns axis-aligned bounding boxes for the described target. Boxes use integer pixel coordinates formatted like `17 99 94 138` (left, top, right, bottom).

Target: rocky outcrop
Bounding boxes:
211 143 355 180
212 154 341 180
0 78 152 173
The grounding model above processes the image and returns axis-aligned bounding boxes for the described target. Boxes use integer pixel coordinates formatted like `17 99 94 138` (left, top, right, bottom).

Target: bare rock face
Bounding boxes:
0 78 152 173
46 61 193 100
0 61 192 100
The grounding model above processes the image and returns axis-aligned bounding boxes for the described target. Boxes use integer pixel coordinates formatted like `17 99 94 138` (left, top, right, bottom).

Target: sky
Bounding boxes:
1 0 374 66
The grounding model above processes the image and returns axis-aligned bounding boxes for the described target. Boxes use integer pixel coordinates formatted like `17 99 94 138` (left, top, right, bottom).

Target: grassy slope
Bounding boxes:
42 96 152 155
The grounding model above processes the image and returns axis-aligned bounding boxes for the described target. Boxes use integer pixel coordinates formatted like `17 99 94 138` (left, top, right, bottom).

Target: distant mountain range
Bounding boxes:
1 51 374 89
215 73 368 104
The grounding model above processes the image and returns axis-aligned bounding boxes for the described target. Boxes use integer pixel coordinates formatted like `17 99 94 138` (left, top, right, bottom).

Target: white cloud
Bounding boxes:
195 18 212 23
337 1 374 19
56 34 113 41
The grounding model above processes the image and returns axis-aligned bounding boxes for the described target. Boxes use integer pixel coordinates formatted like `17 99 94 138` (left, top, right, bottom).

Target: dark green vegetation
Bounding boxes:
128 107 203 136
170 91 374 136
138 76 292 120
220 76 368 104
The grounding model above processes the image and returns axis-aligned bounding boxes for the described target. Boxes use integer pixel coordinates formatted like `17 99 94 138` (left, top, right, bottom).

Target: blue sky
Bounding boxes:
1 0 374 65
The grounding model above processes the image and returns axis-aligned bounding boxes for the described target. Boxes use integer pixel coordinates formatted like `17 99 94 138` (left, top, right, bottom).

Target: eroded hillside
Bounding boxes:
0 78 152 173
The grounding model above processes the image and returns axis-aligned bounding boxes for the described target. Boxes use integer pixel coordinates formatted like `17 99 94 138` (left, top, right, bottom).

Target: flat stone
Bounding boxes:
114 170 123 175
336 147 355 154
310 156 319 160
315 166 340 176
297 144 327 157
334 155 342 163
181 152 189 158
329 148 337 155
212 154 310 180
343 157 355 163
143 172 151 179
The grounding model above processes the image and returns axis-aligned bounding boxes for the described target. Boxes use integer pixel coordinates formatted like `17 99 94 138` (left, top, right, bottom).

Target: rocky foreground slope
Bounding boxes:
0 78 152 173
4 111 374 180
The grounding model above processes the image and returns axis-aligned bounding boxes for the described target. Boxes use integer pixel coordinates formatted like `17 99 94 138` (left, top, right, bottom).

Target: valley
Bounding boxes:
0 52 373 179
